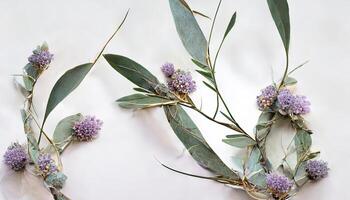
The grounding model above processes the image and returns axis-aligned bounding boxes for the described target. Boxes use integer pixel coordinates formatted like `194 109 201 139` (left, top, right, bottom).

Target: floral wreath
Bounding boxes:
103 0 328 199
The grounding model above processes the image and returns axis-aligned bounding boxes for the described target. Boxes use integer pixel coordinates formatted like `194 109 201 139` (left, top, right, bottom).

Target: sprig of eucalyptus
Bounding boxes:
4 11 128 200
105 0 328 199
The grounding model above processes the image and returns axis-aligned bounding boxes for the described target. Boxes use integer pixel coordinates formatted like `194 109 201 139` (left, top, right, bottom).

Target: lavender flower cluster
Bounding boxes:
161 63 196 94
73 116 103 141
257 85 310 115
3 143 28 171
37 153 58 175
305 160 329 181
266 173 293 198
28 43 53 70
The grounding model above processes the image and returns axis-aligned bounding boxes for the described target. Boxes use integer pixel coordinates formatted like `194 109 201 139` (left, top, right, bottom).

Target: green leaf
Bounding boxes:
117 94 178 109
294 129 312 159
43 63 93 125
23 75 34 91
191 59 210 70
223 134 256 148
246 147 266 188
255 111 275 141
24 63 39 80
53 114 82 152
164 105 239 179
294 162 309 187
267 0 290 53
284 76 297 86
223 12 237 39
195 69 214 83
169 0 208 65
202 81 216 92
104 54 159 93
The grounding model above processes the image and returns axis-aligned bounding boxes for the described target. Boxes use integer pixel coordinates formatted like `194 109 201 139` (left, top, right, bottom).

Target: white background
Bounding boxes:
0 0 349 199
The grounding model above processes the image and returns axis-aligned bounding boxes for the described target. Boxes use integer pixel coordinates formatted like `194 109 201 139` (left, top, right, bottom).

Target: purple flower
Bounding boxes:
28 44 53 70
3 143 28 171
277 89 295 113
291 95 310 115
305 160 329 181
266 173 293 198
277 89 311 115
167 70 196 94
37 153 58 175
161 62 175 77
257 85 277 110
73 116 103 141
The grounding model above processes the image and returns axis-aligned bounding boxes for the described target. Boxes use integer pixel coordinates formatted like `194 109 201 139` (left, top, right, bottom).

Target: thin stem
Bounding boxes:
179 103 243 133
279 52 289 89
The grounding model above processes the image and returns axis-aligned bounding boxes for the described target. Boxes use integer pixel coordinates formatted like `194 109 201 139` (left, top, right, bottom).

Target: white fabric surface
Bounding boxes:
0 0 349 199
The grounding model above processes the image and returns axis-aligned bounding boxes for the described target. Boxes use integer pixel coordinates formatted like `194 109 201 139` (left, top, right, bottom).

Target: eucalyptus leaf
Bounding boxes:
267 0 290 53
53 114 82 152
192 59 210 70
169 0 208 65
24 63 39 80
195 69 214 83
43 63 93 125
23 75 34 91
283 76 297 86
104 54 159 93
164 105 239 179
223 134 256 148
202 81 216 92
247 147 266 188
294 129 312 159
294 162 309 187
117 94 178 109
223 12 237 39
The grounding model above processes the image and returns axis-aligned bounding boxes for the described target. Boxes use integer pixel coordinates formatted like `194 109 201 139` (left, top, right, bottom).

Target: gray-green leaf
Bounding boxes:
223 134 256 148
53 114 82 152
104 54 159 93
223 12 237 39
169 0 208 65
164 105 239 179
117 94 178 109
294 129 312 159
43 63 93 125
267 0 290 54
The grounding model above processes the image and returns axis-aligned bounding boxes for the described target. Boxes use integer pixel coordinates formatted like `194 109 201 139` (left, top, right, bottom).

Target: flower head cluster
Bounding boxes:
28 43 53 70
257 85 277 110
161 63 196 94
73 116 103 141
305 160 329 181
277 89 310 115
161 62 175 77
3 143 28 171
37 153 58 175
266 173 293 198
45 171 67 189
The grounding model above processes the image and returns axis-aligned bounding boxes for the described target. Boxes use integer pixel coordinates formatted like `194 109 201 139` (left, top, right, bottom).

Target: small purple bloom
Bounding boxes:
167 70 196 94
291 95 310 115
277 89 311 115
28 44 53 70
3 143 28 171
277 89 295 114
161 62 175 77
257 85 277 110
266 173 293 198
73 116 103 141
305 160 329 181
37 153 58 175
